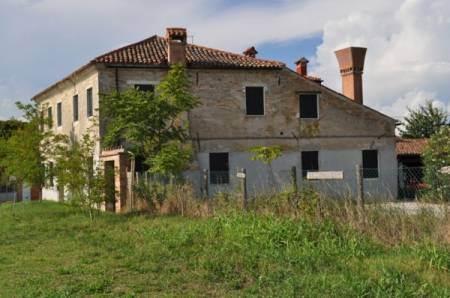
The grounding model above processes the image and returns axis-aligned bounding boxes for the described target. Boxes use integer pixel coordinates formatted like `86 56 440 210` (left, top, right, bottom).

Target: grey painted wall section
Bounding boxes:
186 137 398 199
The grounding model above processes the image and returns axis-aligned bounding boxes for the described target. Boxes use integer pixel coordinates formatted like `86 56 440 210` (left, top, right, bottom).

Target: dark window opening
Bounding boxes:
135 84 155 93
209 153 229 184
47 107 53 128
362 150 379 178
48 162 54 187
73 95 79 122
301 151 319 178
135 155 150 173
245 86 264 115
57 102 62 127
104 161 116 212
299 94 318 118
87 88 93 117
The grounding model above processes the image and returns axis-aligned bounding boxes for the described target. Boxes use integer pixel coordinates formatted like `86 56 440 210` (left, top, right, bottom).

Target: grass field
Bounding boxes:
0 201 449 297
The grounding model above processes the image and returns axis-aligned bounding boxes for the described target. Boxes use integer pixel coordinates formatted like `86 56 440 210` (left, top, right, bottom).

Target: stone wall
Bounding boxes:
34 65 101 156
99 66 396 143
98 65 398 198
37 64 398 202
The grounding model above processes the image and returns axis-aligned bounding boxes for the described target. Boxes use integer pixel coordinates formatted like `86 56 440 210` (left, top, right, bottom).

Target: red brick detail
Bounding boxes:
335 47 367 104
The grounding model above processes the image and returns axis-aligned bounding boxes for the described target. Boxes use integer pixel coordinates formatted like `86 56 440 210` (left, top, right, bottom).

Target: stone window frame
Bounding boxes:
297 92 320 120
244 84 266 117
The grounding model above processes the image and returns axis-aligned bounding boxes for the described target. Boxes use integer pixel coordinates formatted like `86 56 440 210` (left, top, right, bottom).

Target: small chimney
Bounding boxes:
166 27 187 65
335 47 367 104
295 57 309 76
243 46 258 58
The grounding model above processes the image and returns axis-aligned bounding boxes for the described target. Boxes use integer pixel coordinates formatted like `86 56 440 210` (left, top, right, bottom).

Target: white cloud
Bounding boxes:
0 0 449 121
313 0 450 120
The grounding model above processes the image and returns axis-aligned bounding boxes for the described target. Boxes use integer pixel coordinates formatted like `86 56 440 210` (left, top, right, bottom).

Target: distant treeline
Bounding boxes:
0 119 24 140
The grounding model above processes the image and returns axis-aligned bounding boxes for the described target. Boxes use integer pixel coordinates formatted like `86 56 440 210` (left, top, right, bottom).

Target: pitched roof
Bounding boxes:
93 35 284 69
32 35 284 100
396 138 428 156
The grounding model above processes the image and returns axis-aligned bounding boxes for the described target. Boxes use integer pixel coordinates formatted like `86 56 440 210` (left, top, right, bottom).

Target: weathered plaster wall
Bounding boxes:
38 64 398 200
190 137 397 199
98 66 398 197
99 67 396 143
35 66 102 201
35 65 101 147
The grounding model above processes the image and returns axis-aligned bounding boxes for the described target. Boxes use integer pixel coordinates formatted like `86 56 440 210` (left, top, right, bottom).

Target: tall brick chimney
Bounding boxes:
295 57 309 76
166 27 187 65
335 47 367 104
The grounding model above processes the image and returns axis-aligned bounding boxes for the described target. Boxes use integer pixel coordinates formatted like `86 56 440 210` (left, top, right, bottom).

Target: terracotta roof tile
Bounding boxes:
305 75 323 84
396 138 428 155
93 36 284 69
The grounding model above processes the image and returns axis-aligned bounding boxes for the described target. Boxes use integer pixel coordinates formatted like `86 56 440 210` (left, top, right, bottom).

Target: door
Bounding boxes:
104 161 116 212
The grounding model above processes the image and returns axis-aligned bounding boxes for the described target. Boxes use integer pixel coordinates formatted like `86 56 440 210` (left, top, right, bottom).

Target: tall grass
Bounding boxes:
135 182 450 247
0 201 449 296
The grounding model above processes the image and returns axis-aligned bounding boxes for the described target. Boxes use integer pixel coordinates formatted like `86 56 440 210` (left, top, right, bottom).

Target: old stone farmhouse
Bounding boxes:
33 28 398 210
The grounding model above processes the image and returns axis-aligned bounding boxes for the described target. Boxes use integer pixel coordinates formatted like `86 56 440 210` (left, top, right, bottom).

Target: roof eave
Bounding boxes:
32 62 96 102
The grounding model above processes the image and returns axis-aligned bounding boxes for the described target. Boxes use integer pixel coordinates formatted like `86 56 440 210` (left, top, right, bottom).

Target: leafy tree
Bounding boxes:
401 101 448 138
249 146 283 165
249 146 283 186
149 141 192 178
52 133 105 219
0 119 24 140
422 126 450 201
101 64 199 175
0 102 53 199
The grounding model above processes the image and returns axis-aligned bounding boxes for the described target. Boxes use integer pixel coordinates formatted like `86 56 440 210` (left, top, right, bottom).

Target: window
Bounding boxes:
209 153 229 184
301 151 319 178
299 94 318 118
57 102 62 127
362 150 379 178
87 88 93 117
39 110 45 131
245 86 264 115
135 84 155 93
47 107 53 128
73 95 79 122
48 162 54 187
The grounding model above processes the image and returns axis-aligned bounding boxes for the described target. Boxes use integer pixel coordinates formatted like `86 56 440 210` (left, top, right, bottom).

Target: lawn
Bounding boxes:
0 201 449 297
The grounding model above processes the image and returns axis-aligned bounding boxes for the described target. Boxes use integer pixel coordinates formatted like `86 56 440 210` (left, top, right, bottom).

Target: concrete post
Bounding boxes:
355 164 364 217
291 166 298 196
129 156 135 211
202 169 209 199
241 168 248 210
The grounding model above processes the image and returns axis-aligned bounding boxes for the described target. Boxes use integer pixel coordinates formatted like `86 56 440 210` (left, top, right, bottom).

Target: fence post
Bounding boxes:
291 166 298 196
241 168 248 210
129 156 135 211
355 164 365 217
202 169 209 199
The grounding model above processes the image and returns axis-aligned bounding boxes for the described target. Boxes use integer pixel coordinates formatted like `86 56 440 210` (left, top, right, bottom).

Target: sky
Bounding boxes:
1 0 449 121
